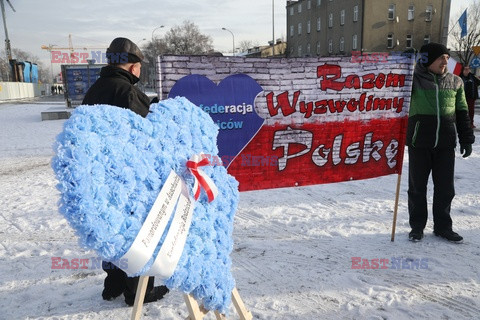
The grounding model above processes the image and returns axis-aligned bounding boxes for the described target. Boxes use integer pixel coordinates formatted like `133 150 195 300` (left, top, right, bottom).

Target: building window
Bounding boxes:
387 33 394 48
388 4 396 20
352 34 358 50
340 9 345 25
290 25 294 37
408 5 415 21
339 37 345 52
307 43 311 55
316 41 321 55
290 7 294 16
307 20 311 33
298 23 302 35
307 0 311 10
425 5 433 22
317 17 321 31
353 5 359 22
328 39 333 53
298 3 302 13
406 34 413 48
329 13 333 27
424 34 430 45
298 45 302 57
317 0 321 6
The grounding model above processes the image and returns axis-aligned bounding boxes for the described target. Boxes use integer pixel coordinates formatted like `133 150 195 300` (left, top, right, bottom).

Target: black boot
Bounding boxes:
434 230 463 243
125 285 169 306
408 229 424 242
102 261 127 300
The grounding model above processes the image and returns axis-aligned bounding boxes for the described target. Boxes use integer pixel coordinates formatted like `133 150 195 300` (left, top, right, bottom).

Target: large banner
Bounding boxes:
157 55 414 191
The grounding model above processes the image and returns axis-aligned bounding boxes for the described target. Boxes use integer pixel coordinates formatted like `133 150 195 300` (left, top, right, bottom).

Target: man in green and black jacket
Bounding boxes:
406 42 475 243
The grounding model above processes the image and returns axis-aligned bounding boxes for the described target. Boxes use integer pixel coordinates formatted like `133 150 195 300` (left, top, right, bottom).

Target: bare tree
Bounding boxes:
163 20 213 55
0 48 49 82
139 21 213 88
237 40 261 53
0 57 10 81
449 0 480 67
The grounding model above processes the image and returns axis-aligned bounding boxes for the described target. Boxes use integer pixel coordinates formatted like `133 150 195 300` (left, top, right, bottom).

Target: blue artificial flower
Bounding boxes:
52 97 239 313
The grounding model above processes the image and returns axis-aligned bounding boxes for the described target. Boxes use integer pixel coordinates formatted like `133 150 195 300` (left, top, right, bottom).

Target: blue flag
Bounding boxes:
459 9 467 38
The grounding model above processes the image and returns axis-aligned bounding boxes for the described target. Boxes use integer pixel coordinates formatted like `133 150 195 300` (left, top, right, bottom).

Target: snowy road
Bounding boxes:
0 96 479 319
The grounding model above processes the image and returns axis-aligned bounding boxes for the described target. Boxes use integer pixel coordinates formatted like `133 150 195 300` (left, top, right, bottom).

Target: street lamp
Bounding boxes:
151 25 165 42
48 44 58 83
137 38 147 48
222 27 235 56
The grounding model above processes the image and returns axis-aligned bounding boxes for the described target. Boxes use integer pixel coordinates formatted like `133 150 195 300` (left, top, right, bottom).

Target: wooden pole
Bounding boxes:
390 173 402 242
131 275 150 320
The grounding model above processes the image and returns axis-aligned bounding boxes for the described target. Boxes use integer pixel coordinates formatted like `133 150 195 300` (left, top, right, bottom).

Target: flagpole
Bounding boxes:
448 8 467 36
447 19 459 36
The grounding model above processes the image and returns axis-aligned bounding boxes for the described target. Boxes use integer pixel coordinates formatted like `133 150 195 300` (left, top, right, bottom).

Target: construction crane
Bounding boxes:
41 34 107 57
41 34 107 81
41 44 108 51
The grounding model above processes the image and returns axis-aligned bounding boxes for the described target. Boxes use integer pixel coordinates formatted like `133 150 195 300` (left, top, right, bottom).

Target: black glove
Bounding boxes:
460 143 472 158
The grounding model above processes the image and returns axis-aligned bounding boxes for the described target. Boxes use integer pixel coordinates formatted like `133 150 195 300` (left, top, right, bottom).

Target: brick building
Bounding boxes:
286 0 451 57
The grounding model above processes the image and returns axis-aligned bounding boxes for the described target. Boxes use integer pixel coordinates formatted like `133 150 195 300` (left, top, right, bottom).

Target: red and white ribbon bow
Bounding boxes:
186 153 218 202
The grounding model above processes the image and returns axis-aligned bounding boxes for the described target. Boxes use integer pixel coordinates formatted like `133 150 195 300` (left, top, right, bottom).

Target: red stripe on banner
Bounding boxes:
228 118 408 192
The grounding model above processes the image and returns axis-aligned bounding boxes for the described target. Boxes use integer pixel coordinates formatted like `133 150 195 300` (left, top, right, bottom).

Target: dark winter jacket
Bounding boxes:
406 63 475 148
460 72 480 100
82 65 150 117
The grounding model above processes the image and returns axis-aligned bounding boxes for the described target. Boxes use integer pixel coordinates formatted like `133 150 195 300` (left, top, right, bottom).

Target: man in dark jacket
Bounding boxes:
406 43 475 243
82 37 168 306
460 65 480 128
82 37 151 116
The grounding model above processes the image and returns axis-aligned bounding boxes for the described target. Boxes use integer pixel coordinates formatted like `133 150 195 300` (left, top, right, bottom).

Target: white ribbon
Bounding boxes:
144 179 194 278
116 154 218 278
119 170 182 275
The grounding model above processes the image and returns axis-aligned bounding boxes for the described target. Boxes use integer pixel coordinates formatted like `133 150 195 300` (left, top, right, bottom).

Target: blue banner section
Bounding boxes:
168 74 264 166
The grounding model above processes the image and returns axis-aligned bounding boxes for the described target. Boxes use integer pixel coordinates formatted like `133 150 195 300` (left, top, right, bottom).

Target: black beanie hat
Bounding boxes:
106 37 144 64
420 42 450 67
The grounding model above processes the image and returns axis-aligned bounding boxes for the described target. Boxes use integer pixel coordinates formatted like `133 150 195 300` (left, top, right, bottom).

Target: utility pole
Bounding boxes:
0 0 11 60
272 0 275 56
0 0 15 81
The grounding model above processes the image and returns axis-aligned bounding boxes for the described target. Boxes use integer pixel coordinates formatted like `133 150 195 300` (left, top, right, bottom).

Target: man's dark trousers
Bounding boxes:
408 146 455 233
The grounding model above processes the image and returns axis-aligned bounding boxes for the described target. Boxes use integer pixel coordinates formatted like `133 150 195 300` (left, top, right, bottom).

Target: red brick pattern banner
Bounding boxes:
157 55 414 191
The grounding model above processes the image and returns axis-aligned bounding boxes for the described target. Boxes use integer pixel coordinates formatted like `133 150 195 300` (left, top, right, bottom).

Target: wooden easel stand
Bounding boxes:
131 276 252 320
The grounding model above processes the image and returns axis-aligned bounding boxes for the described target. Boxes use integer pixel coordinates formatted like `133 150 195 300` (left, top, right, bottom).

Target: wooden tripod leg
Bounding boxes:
131 276 150 320
214 311 227 319
184 287 252 320
231 287 253 320
184 294 209 320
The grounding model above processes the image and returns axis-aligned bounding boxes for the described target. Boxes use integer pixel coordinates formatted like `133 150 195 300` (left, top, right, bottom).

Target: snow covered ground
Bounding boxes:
0 96 479 320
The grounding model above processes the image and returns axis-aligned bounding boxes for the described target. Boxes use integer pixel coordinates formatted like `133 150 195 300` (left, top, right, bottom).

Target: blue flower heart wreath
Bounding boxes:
52 97 239 313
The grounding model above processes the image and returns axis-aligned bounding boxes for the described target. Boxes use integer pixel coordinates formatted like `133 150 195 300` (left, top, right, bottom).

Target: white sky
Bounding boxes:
0 0 472 76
